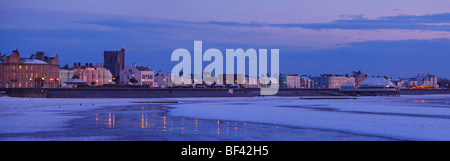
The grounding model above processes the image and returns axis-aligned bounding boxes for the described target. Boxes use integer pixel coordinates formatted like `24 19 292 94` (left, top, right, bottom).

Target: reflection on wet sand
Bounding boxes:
92 104 394 141
412 99 426 103
409 98 450 108
96 111 115 128
94 105 257 138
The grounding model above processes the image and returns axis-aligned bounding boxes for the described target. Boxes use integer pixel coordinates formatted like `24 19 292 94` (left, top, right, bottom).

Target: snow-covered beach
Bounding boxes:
0 95 449 140
169 95 450 140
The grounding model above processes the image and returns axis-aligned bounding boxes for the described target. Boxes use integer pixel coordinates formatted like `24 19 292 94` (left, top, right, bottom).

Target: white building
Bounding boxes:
312 74 355 89
287 75 301 88
407 74 438 89
244 76 262 88
120 63 155 86
154 70 173 88
358 77 395 88
390 78 405 88
59 68 74 88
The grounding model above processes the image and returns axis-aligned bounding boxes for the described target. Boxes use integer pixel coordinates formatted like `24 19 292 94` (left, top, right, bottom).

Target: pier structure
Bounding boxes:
339 88 401 97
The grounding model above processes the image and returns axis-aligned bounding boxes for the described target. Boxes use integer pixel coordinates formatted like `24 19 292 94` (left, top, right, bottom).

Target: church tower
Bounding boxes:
104 47 125 79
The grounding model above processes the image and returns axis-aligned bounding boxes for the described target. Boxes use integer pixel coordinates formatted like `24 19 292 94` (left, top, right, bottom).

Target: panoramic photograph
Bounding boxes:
1 0 450 158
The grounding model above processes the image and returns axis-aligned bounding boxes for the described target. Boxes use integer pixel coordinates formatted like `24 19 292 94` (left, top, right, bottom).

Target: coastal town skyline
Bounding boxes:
0 45 448 80
0 47 445 90
1 0 450 78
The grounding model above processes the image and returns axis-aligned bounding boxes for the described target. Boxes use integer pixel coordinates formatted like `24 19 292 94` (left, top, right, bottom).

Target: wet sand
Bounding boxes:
0 102 396 141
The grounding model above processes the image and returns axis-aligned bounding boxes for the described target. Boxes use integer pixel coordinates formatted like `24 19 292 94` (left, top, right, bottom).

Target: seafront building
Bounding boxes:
218 74 268 88
390 78 405 88
67 63 114 87
406 74 438 89
82 64 114 86
349 71 368 86
244 75 262 88
0 50 60 88
59 67 75 88
120 63 155 86
279 74 301 88
300 76 314 88
388 74 438 89
311 74 356 89
219 74 245 85
154 70 173 88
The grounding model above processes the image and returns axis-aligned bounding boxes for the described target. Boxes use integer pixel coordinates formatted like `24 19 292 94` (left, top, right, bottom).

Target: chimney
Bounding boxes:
89 63 93 67
132 63 136 68
74 62 77 67
36 52 45 60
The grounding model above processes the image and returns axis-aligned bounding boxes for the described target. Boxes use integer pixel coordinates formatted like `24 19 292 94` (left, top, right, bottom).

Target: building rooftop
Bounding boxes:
359 77 394 87
410 74 436 80
300 76 312 81
136 66 152 71
30 53 57 61
23 59 48 64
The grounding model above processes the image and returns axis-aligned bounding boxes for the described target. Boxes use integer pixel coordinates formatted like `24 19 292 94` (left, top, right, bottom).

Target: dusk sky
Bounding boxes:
1 0 449 78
